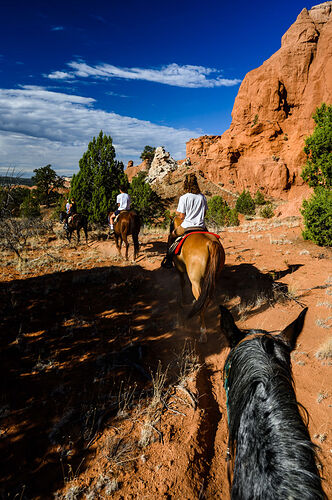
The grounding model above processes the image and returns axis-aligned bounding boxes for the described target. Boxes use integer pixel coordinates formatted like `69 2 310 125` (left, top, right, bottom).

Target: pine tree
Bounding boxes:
70 131 127 224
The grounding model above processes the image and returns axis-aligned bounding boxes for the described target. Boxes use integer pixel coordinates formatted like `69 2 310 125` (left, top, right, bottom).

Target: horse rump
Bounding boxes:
188 239 223 318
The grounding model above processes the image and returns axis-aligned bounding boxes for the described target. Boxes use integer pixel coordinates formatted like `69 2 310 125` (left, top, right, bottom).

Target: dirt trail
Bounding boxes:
1 220 331 499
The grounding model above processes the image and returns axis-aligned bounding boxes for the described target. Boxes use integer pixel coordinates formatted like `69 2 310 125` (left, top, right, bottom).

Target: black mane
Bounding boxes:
224 331 326 499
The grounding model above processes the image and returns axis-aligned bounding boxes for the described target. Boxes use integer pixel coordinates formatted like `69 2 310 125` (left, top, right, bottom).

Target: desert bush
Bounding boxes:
260 202 274 219
20 192 40 218
301 188 332 246
235 190 256 215
205 195 239 227
51 195 67 220
0 218 50 259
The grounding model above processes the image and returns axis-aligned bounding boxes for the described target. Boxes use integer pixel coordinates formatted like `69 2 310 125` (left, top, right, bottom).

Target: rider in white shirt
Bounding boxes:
161 173 207 268
109 186 131 232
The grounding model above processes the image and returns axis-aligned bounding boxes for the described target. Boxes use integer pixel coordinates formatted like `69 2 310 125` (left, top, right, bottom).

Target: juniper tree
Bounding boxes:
70 131 127 224
32 164 64 207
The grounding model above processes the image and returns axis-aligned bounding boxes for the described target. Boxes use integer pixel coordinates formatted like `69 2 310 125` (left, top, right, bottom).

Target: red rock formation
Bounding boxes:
125 159 150 182
186 2 332 198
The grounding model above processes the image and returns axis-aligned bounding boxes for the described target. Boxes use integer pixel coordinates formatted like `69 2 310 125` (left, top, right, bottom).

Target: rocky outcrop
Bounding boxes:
125 159 150 182
145 147 178 184
186 2 332 198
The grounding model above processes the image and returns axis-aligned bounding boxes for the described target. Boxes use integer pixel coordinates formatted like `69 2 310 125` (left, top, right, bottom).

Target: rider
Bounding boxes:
109 186 131 233
65 199 70 214
161 172 208 268
66 198 77 226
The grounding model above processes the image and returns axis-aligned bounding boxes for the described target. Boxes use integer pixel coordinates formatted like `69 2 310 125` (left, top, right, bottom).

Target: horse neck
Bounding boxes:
227 339 324 499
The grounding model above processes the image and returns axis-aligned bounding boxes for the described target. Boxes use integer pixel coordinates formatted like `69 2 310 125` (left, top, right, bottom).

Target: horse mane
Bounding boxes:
224 333 326 499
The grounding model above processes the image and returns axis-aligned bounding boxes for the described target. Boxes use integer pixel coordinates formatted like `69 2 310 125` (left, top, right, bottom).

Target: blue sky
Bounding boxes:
0 0 313 177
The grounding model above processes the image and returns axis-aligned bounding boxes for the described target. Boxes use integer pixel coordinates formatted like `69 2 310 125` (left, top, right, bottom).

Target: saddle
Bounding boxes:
169 229 220 256
114 210 129 224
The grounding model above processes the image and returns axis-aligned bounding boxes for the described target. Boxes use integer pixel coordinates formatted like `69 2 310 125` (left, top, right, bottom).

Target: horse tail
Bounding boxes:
188 240 223 318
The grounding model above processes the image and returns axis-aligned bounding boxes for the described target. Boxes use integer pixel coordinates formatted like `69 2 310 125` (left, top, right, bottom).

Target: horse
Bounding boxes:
171 216 225 342
59 211 88 244
113 210 140 261
220 305 326 499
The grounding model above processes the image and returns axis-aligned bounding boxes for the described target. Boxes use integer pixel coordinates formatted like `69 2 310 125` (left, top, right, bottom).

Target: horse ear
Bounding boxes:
219 305 243 348
279 307 308 351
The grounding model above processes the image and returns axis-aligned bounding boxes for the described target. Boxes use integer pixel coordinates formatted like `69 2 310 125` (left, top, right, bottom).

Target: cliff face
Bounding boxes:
186 2 332 197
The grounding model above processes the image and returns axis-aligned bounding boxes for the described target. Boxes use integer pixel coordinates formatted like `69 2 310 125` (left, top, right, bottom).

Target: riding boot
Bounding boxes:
161 254 173 269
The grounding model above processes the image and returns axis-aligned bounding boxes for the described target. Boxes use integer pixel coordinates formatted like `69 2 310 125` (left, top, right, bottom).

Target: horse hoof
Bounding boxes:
199 332 207 344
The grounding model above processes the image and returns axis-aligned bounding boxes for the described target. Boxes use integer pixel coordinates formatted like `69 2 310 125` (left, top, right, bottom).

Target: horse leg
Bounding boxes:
190 279 207 343
123 234 129 260
114 235 122 257
178 271 187 307
77 228 80 244
84 225 88 243
132 232 139 260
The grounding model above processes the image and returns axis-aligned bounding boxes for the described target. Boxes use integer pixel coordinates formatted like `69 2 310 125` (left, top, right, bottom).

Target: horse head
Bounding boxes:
219 306 325 499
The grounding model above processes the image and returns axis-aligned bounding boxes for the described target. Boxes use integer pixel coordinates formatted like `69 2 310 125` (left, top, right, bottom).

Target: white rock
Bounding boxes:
145 146 178 184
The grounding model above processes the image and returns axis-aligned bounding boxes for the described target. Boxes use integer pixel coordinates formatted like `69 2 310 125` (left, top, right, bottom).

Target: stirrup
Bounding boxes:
161 256 173 269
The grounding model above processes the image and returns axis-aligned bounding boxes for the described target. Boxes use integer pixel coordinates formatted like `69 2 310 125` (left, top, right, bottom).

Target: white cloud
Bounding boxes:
46 71 74 80
46 61 241 88
0 86 198 176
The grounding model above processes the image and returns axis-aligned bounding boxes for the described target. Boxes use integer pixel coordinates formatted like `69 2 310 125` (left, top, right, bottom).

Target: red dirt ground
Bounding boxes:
1 217 331 499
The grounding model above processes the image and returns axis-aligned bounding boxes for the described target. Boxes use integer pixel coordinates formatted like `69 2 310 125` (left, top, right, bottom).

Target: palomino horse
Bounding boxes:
172 216 225 342
113 210 140 261
220 305 326 499
60 212 88 244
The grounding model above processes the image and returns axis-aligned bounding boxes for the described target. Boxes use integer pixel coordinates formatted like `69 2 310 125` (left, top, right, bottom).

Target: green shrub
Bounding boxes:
51 195 67 220
260 203 274 219
301 188 332 246
235 190 256 215
254 190 266 205
128 171 166 225
206 196 239 227
20 192 40 218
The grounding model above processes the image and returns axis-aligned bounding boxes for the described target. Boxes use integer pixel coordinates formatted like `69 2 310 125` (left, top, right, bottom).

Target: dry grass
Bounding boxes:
316 317 332 329
315 337 332 360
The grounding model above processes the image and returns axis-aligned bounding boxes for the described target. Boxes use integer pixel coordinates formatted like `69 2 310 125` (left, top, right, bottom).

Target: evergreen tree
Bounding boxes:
70 131 127 224
140 146 156 163
128 171 165 225
205 196 239 227
235 190 256 215
301 103 332 188
301 104 332 246
32 164 64 207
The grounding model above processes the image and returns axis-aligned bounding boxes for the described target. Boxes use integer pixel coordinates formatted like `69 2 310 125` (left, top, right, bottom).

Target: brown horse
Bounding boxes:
60 211 88 244
113 210 141 260
172 216 225 342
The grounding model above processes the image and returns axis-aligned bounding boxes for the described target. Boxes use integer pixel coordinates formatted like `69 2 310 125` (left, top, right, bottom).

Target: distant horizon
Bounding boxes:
0 0 315 177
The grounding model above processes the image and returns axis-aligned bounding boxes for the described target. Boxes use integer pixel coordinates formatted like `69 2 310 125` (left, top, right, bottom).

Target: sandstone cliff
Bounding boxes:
186 2 332 198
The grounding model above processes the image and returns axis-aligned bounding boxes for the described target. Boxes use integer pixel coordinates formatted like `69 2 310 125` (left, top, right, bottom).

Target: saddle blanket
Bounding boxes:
172 231 221 255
